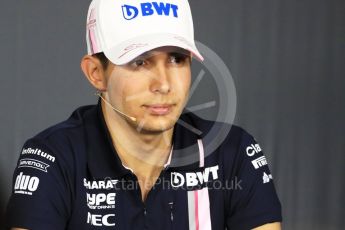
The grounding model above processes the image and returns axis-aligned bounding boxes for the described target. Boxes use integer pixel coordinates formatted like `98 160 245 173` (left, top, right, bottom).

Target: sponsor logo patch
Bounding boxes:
246 143 262 157
87 212 115 227
263 172 273 184
14 172 40 195
18 158 50 173
170 165 219 188
122 2 179 20
84 179 119 190
21 147 55 162
251 156 268 169
87 193 116 210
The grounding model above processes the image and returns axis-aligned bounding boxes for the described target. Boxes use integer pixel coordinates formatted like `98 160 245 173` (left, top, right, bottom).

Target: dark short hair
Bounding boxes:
92 52 109 70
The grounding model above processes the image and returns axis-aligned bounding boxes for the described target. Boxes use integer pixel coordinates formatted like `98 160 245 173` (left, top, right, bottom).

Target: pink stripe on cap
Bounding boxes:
87 9 99 54
89 28 99 54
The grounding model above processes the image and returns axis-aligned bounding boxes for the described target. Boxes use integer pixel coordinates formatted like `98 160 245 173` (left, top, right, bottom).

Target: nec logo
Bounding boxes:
122 2 179 20
87 212 115 227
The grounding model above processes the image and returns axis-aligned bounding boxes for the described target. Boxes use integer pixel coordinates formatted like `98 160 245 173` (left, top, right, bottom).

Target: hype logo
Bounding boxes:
122 2 179 20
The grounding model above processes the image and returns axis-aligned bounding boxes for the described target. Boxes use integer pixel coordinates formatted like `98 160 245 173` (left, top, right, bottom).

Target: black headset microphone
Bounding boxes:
95 92 137 122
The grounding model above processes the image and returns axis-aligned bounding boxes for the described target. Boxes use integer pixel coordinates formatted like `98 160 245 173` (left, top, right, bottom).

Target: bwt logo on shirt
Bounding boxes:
122 2 179 20
171 165 219 188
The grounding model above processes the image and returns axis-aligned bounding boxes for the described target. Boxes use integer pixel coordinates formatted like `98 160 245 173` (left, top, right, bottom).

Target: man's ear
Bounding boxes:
80 55 107 91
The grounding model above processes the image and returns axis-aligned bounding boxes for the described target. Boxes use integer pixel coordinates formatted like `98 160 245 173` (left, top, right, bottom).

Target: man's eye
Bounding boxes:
131 59 146 67
170 53 189 64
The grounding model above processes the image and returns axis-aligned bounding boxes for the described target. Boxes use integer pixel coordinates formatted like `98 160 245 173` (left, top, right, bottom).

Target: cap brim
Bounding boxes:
103 33 204 65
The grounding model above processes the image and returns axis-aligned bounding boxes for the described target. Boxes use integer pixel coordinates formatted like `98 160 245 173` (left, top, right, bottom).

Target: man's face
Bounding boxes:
104 47 192 133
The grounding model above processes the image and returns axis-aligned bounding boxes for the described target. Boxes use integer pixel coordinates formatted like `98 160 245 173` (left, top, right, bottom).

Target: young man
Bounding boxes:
6 0 282 229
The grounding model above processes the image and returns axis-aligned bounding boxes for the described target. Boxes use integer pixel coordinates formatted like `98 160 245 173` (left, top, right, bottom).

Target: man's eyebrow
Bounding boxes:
133 54 147 60
168 51 190 56
169 47 191 56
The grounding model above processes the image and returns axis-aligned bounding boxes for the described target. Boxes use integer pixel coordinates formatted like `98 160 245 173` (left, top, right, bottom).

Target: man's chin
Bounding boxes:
134 119 176 134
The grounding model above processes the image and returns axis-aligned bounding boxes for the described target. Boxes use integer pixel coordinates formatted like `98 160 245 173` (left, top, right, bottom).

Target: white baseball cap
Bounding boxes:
86 0 204 65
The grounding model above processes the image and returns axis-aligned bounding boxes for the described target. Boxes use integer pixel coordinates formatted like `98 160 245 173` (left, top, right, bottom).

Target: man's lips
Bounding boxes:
143 104 174 115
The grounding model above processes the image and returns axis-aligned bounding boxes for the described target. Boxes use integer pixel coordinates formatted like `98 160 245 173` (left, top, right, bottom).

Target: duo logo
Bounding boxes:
122 2 179 20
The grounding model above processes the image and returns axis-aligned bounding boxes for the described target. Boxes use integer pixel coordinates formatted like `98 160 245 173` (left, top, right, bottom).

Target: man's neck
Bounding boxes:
101 102 173 173
102 102 174 201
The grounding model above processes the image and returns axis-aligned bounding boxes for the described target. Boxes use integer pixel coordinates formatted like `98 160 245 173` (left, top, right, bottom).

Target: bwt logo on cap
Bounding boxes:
122 2 179 20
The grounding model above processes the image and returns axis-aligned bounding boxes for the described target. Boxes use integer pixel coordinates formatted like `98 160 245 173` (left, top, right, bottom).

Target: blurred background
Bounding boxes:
1 0 344 229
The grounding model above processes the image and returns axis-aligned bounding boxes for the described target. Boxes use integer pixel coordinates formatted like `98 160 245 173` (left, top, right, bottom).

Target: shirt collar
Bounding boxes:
163 146 173 168
85 99 131 179
85 100 203 179
168 112 203 170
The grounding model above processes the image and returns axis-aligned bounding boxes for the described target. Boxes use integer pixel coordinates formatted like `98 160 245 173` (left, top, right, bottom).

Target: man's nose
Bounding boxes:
149 63 171 94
